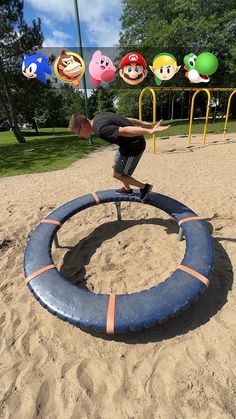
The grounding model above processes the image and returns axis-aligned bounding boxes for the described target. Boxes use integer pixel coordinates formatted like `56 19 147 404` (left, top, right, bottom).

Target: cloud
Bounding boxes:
25 0 122 46
43 30 73 47
25 0 74 22
40 14 55 30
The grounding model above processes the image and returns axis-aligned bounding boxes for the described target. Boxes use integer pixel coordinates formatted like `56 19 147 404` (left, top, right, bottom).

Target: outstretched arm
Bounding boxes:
119 119 170 137
127 118 155 128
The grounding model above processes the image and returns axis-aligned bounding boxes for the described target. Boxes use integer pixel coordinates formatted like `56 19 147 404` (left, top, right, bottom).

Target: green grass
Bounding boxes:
0 128 107 178
0 121 235 178
158 119 236 137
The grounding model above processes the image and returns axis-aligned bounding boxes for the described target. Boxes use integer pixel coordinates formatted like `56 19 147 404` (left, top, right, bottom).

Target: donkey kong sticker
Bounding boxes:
53 49 85 87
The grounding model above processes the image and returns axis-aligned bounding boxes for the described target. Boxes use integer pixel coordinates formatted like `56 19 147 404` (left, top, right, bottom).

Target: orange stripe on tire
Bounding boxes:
106 294 116 334
178 264 209 287
178 216 200 225
25 264 56 284
41 219 62 226
91 191 100 205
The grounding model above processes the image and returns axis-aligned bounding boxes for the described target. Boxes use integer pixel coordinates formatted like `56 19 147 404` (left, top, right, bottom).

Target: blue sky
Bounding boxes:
24 0 122 48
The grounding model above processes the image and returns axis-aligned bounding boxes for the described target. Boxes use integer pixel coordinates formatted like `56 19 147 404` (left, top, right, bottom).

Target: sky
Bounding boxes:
24 0 122 48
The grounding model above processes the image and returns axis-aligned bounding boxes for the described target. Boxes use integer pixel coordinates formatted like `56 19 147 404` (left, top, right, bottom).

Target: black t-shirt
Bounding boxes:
92 112 146 156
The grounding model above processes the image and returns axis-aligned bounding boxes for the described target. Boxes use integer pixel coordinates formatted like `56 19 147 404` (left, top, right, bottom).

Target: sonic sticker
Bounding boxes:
184 52 218 83
22 54 52 84
149 53 181 86
53 50 85 87
119 52 147 85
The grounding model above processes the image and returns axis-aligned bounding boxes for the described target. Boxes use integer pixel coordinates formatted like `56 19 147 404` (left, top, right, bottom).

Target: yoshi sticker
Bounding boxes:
184 52 218 83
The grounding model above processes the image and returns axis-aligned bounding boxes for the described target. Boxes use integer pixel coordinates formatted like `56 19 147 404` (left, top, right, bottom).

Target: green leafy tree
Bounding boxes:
87 87 115 117
13 77 51 135
0 0 43 143
117 0 236 119
60 85 85 122
35 88 65 131
88 89 99 118
96 87 115 115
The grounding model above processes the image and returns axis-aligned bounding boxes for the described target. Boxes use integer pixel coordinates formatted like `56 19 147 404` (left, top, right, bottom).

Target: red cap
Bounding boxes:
120 52 147 69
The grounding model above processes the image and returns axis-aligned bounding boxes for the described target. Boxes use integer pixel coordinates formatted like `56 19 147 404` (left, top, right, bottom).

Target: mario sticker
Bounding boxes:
149 53 181 86
119 52 147 85
53 49 85 87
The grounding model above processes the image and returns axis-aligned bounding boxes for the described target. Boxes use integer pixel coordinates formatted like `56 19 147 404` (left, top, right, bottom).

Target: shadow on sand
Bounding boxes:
59 217 233 343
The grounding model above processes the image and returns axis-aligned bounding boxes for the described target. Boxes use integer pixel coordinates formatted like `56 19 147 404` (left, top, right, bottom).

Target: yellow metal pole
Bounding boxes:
139 87 148 121
223 89 236 138
202 89 211 145
139 87 235 151
139 87 236 93
139 87 157 154
150 88 157 154
188 88 211 145
188 90 197 144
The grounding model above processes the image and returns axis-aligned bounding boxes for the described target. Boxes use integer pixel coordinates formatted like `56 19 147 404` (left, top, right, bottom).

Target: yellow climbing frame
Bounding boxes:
223 89 236 138
139 87 236 154
139 87 157 154
188 88 211 145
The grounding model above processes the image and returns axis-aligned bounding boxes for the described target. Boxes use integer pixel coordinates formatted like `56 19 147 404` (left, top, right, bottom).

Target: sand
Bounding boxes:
0 133 236 419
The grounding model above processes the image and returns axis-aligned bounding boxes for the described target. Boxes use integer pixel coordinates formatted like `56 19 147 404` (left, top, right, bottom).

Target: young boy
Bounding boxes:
68 112 170 201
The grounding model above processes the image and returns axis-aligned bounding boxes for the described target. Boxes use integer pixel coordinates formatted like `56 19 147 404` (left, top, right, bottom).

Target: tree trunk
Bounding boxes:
32 118 39 135
12 124 27 143
181 92 184 119
0 57 26 143
171 95 175 120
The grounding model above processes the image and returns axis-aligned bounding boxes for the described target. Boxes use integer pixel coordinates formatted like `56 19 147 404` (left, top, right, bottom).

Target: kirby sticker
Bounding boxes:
53 49 85 87
89 50 116 87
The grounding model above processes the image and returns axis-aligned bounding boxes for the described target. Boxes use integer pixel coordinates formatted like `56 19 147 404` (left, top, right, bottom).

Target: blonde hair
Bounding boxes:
153 54 177 70
68 113 87 132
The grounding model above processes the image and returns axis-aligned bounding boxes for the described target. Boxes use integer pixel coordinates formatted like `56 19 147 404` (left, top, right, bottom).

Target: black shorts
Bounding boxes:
113 150 143 176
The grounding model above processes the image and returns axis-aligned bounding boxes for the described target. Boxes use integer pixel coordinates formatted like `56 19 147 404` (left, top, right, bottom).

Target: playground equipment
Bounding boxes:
139 87 236 153
24 190 214 335
188 88 211 144
223 89 236 138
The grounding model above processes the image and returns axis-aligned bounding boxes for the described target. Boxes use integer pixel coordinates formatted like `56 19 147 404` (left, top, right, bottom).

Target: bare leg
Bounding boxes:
113 171 145 189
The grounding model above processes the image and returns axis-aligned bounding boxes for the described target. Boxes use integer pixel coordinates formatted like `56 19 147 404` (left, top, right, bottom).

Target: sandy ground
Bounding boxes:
0 133 236 419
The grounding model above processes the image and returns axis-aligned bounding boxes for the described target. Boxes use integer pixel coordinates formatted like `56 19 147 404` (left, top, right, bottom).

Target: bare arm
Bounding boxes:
118 119 171 137
127 117 155 128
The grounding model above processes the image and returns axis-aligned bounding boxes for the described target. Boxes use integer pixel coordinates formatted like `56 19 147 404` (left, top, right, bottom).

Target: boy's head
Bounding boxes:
68 113 92 138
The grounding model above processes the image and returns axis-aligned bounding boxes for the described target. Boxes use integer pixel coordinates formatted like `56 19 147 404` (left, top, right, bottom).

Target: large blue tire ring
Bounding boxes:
24 190 214 334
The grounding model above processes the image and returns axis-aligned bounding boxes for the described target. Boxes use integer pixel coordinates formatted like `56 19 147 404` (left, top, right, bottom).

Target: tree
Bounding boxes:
96 87 115 114
117 0 236 119
13 77 51 135
60 85 86 122
88 89 100 118
0 0 43 143
87 87 115 117
35 88 64 131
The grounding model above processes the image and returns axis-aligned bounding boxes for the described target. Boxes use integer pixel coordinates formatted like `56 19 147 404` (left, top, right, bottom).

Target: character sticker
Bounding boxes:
184 52 218 83
119 52 147 85
22 54 52 84
89 50 116 87
53 50 85 87
149 53 181 86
